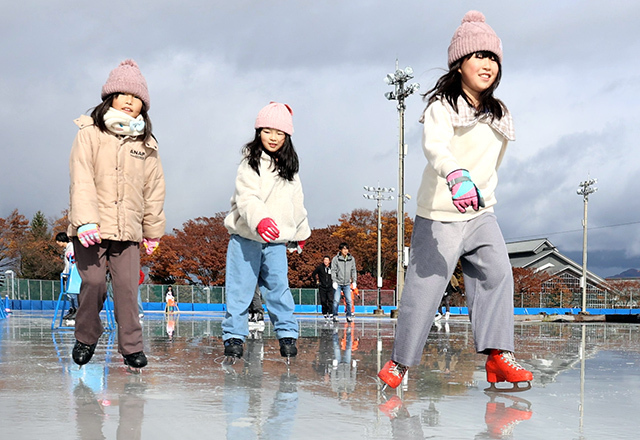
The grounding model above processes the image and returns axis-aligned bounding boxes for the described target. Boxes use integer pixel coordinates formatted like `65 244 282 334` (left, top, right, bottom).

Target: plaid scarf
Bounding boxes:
420 96 515 141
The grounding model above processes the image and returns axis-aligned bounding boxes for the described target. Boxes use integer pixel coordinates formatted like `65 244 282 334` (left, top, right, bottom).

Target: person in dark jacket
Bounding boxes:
312 256 334 319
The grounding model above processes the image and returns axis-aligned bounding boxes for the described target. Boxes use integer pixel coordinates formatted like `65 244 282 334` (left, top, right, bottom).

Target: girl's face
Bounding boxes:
112 93 143 118
458 51 499 107
260 128 286 154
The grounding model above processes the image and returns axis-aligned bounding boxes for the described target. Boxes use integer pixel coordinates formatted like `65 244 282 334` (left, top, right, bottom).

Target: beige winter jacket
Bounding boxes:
67 115 166 242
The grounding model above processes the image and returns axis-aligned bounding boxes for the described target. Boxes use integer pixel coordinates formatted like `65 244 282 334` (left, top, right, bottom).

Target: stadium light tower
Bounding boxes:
384 61 419 301
363 185 394 314
576 178 597 313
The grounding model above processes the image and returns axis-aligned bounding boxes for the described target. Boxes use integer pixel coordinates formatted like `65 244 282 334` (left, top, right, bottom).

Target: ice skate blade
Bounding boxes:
222 356 239 366
126 366 142 375
484 381 531 393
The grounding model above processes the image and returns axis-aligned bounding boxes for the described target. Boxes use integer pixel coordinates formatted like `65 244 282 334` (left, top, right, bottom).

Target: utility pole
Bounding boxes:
577 178 597 313
363 185 394 314
384 61 419 302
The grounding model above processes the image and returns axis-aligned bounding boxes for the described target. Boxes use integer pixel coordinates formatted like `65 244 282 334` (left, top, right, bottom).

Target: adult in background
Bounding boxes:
312 256 334 320
331 243 357 323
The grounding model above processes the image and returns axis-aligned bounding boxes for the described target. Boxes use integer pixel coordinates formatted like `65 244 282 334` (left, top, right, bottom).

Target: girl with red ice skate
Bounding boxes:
378 11 532 392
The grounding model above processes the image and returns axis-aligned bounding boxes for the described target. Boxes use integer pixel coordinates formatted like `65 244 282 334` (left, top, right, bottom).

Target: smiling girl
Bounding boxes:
222 102 310 363
378 11 533 393
68 59 165 373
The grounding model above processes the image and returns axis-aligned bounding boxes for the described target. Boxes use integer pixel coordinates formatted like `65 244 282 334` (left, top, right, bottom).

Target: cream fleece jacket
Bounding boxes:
415 99 511 222
224 152 311 243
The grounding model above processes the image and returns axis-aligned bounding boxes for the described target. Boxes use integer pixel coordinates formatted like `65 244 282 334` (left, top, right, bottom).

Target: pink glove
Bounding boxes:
446 169 485 213
143 238 160 255
298 240 306 251
77 223 101 247
257 218 280 242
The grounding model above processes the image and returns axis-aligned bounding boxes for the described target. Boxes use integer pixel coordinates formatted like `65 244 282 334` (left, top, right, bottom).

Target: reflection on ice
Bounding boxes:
1 312 640 439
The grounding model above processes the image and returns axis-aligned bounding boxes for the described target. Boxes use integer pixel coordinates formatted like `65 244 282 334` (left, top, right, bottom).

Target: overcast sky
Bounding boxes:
1 1 639 278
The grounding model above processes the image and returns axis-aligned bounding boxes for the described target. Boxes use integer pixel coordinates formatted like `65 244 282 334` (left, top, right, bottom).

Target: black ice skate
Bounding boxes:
123 351 148 374
279 337 297 363
72 341 96 366
223 338 244 364
63 307 77 320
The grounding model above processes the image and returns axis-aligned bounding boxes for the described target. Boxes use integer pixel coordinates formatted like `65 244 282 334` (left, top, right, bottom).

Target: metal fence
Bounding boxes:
2 277 635 309
0 278 398 307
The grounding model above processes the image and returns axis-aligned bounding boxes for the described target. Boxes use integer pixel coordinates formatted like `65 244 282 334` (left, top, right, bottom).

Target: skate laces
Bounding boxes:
280 338 296 346
386 360 408 378
224 338 243 347
499 351 525 371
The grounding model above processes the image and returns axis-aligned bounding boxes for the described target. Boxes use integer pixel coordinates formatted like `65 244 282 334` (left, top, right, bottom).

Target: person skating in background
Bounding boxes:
222 102 311 362
435 275 459 322
68 59 165 373
378 11 532 393
248 285 265 330
312 256 334 320
331 243 357 323
56 231 78 320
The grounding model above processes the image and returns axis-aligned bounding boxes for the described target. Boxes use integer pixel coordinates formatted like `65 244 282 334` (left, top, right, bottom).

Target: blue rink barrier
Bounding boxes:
6 299 640 317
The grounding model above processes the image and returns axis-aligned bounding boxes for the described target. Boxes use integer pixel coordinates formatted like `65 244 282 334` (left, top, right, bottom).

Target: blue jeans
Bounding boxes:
333 284 353 317
222 235 298 341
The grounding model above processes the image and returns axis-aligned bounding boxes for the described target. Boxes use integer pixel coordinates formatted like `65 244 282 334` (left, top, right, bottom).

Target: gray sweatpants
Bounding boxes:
391 213 514 367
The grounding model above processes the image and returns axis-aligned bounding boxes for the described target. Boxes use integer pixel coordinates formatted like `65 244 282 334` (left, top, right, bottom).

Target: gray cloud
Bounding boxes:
2 1 640 278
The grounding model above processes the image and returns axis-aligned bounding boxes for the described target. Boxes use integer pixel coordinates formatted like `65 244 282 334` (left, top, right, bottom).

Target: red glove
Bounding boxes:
297 240 306 251
257 218 280 242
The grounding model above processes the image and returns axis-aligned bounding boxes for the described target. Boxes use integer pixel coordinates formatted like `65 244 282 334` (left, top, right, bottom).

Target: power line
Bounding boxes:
506 220 640 242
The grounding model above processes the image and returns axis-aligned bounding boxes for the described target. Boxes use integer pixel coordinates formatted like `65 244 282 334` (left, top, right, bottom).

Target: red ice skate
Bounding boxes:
378 395 410 420
485 350 532 392
484 394 533 437
378 359 408 390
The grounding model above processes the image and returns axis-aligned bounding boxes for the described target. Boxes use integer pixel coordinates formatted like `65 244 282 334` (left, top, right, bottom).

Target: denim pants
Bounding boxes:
333 284 353 317
222 235 299 341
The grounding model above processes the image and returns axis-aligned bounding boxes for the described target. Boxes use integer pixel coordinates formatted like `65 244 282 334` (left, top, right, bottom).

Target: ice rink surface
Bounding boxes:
1 311 639 439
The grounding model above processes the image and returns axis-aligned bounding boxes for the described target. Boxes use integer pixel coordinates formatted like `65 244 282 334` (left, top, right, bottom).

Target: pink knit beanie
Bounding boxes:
101 59 151 109
255 102 294 135
448 11 503 66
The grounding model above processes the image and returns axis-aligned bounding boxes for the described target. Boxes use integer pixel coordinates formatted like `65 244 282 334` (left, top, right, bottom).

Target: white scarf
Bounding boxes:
104 107 146 137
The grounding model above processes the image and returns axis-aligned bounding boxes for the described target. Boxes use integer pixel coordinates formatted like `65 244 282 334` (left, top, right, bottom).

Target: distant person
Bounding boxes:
137 269 145 320
312 256 334 320
331 242 357 323
222 102 311 362
56 231 78 320
435 276 459 321
248 284 265 330
378 11 532 392
67 59 165 373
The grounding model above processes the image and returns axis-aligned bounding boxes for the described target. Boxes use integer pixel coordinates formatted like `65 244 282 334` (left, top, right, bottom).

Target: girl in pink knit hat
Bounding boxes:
378 11 533 393
222 102 311 363
67 59 165 373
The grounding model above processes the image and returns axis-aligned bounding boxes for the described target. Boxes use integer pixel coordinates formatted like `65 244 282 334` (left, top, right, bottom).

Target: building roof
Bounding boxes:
507 238 608 289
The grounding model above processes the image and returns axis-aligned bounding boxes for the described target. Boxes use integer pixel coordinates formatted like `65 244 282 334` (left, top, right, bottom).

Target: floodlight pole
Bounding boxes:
363 186 394 313
384 61 419 303
577 178 597 312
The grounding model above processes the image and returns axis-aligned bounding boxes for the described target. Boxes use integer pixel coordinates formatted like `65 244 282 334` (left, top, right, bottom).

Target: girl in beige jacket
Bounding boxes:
68 59 165 373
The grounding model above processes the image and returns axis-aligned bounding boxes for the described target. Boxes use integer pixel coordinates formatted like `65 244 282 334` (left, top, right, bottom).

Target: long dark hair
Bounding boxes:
424 51 504 121
243 128 299 181
90 93 154 143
